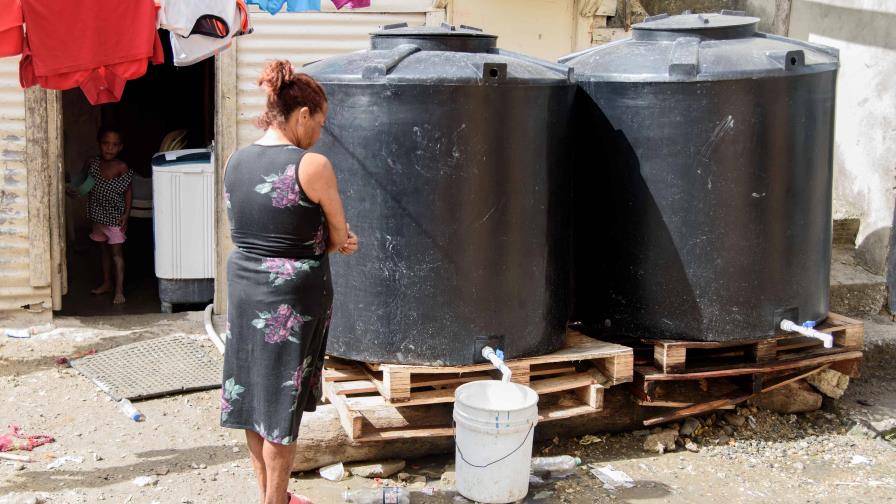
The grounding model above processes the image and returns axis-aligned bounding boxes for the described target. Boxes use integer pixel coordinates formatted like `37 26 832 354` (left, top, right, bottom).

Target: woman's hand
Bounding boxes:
339 224 358 256
118 215 129 233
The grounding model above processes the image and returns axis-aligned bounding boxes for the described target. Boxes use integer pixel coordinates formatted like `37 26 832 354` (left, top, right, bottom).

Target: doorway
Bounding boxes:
58 32 215 316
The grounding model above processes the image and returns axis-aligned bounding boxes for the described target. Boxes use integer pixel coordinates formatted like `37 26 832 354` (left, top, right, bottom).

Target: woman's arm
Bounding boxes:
298 153 350 253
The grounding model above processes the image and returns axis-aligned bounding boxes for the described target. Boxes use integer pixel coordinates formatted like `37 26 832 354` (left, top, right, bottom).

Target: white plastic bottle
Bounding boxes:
118 398 145 422
343 487 410 504
531 455 582 477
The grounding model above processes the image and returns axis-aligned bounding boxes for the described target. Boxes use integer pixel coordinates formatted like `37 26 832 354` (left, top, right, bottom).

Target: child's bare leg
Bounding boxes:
111 244 126 304
92 244 113 294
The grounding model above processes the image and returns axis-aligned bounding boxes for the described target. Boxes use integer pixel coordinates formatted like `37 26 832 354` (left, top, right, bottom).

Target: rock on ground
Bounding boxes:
723 412 746 427
754 380 822 414
807 368 850 399
643 429 678 454
346 459 406 478
679 417 701 437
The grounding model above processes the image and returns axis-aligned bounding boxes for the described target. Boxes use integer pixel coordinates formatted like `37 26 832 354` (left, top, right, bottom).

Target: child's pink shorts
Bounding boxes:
89 223 126 245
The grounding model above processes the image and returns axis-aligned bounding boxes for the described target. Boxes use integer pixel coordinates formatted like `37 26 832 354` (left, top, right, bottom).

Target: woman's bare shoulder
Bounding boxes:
299 152 333 171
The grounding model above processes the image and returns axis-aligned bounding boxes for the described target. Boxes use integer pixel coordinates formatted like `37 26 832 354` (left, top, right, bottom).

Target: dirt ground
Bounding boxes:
2 312 895 504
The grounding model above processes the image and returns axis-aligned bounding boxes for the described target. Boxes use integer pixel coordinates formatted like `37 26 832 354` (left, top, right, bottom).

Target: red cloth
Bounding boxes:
19 0 163 105
0 0 24 57
0 425 54 452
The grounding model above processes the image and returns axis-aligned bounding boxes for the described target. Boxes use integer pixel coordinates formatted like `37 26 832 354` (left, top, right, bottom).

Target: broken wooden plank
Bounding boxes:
642 365 831 426
637 350 863 381
323 381 364 439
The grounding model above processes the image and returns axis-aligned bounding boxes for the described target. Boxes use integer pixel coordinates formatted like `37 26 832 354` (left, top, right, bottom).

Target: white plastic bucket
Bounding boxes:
453 380 539 504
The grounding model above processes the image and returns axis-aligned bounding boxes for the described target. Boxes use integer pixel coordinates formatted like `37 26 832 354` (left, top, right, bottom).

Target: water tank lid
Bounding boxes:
370 22 497 52
633 12 759 40
307 23 571 85
372 23 496 38
560 11 838 82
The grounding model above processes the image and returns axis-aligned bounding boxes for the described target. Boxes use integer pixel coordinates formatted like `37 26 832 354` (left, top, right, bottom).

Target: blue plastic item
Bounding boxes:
247 0 320 15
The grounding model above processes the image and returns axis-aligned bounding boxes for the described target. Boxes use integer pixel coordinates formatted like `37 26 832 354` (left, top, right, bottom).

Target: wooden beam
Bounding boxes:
25 87 51 289
46 90 65 309
213 41 238 315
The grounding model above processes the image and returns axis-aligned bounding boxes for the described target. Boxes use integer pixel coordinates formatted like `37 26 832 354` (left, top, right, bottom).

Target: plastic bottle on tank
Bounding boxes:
531 455 581 477
343 487 410 504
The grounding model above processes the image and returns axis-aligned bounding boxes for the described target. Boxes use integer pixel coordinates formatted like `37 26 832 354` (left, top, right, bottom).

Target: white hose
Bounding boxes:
482 346 512 382
780 319 833 348
204 304 225 355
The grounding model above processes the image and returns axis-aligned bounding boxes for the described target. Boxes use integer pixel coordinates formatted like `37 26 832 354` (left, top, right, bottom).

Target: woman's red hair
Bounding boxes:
256 60 328 129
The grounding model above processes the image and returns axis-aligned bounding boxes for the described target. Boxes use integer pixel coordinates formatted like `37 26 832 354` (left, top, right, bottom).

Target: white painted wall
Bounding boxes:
449 0 577 60
788 0 896 274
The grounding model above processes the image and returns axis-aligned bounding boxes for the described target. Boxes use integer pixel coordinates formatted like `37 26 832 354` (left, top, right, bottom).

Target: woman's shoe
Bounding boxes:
287 492 313 504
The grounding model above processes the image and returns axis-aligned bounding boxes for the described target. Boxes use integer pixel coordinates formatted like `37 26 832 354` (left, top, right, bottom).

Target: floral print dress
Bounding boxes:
221 144 331 445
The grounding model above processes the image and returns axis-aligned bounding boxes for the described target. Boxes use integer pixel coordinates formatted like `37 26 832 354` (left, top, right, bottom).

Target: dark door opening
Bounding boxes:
59 32 215 316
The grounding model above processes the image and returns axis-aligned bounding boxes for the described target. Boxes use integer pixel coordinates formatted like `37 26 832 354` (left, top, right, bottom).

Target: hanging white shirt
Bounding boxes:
157 0 236 37
170 1 250 66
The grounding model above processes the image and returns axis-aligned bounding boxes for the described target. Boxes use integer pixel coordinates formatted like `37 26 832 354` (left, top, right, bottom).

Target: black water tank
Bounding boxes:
306 24 575 365
561 12 839 341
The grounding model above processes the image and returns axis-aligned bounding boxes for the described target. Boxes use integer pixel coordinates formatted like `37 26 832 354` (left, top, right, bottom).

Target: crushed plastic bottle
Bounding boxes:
343 487 410 504
531 455 582 477
118 398 145 422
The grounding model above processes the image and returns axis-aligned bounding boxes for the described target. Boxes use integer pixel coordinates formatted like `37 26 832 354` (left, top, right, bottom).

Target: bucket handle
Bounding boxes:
453 421 535 468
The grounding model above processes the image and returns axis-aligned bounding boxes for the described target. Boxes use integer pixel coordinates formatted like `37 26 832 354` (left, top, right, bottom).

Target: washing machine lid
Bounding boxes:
151 149 212 172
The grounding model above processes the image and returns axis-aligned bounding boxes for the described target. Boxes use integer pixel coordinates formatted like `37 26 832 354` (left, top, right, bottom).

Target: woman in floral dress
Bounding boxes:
221 60 358 504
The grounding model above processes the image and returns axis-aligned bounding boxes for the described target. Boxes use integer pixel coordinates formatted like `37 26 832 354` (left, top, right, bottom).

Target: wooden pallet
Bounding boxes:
620 313 865 424
358 330 633 403
322 331 632 441
648 312 863 374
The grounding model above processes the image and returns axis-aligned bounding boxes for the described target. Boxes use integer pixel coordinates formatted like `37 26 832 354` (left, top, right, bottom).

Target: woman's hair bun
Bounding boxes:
255 59 327 130
258 60 294 96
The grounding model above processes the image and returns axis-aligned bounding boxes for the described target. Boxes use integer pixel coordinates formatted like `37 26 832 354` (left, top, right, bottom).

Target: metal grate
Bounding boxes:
70 334 223 401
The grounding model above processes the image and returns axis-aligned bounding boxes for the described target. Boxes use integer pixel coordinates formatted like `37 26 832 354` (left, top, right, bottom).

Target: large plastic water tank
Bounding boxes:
152 149 215 312
561 12 839 341
306 23 575 365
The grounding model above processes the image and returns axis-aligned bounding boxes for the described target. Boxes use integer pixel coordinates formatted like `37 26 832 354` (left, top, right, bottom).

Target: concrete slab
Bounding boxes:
830 246 887 317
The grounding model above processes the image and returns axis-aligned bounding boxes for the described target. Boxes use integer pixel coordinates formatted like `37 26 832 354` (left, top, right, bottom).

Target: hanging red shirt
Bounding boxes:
0 0 24 57
19 0 163 105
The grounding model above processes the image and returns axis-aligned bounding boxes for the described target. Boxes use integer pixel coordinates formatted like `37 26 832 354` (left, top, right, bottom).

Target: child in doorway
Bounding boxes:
71 127 133 304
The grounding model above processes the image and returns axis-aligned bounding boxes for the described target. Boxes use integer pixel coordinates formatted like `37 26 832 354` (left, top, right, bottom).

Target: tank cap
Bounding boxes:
381 22 409 31
633 11 759 41
644 13 670 22
371 23 498 52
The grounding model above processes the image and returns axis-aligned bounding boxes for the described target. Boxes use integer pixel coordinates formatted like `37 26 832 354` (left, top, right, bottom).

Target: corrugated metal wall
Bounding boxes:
236 8 429 146
0 58 50 311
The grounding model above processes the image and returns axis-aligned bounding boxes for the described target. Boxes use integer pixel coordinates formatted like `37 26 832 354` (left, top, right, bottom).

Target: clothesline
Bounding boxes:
0 0 372 105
